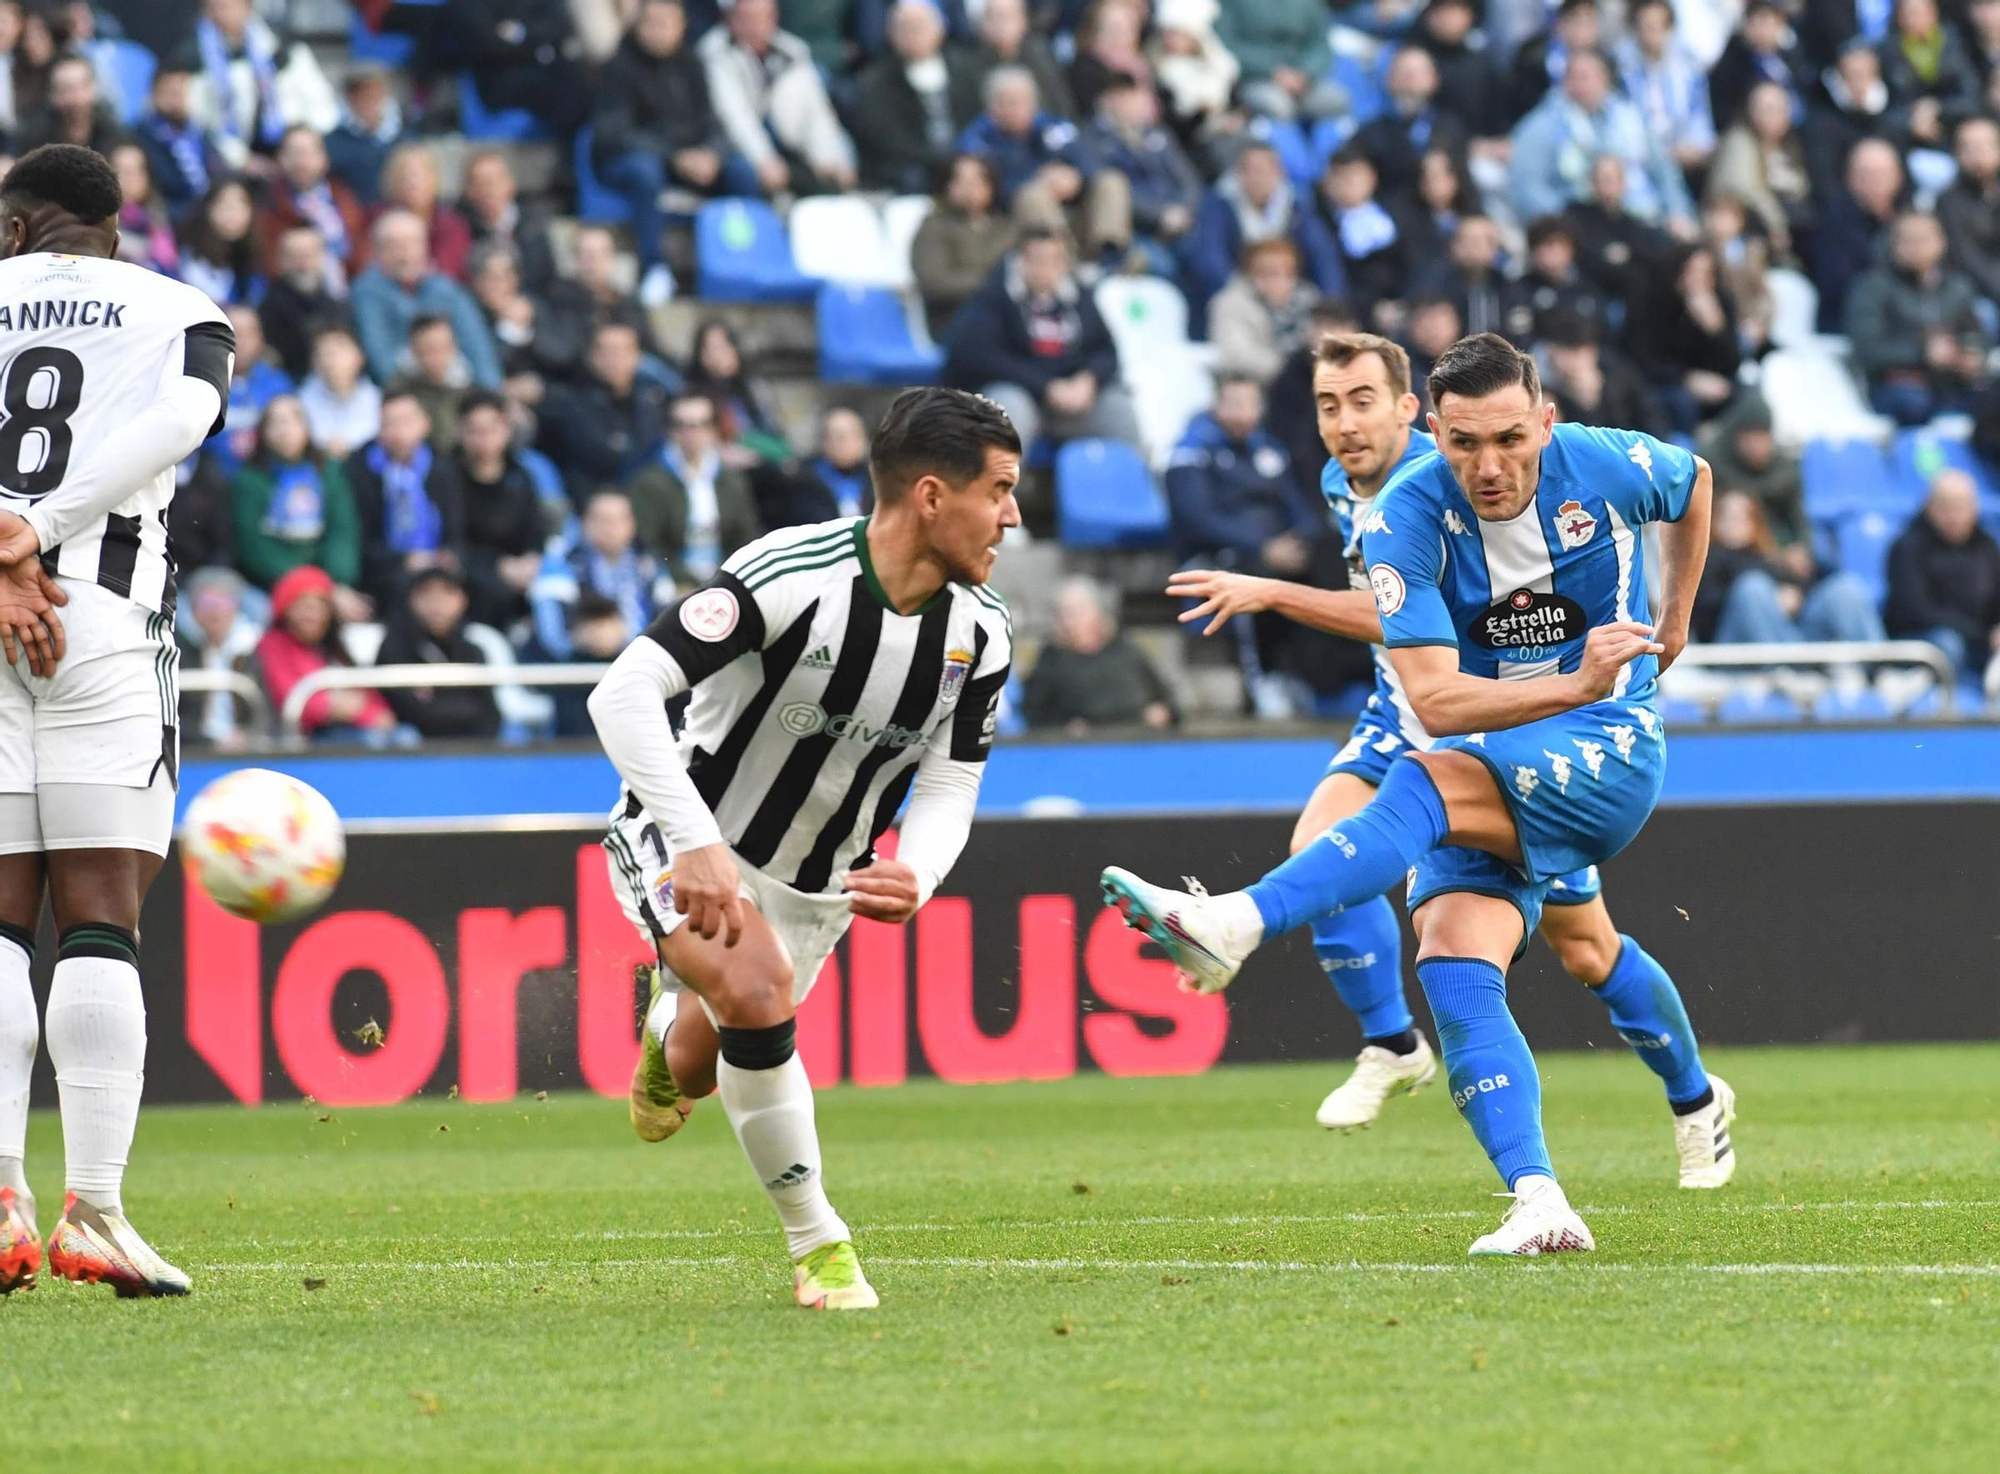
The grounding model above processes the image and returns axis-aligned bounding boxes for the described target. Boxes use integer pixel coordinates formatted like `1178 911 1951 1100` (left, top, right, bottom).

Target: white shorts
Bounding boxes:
602 797 853 1006
0 578 179 855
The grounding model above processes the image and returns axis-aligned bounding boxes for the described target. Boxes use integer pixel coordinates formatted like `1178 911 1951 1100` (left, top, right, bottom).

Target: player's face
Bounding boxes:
924 446 1021 585
1315 355 1416 485
1429 385 1555 520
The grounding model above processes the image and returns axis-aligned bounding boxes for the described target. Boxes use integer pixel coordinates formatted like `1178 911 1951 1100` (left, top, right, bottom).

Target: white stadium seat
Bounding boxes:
880 195 932 294
340 622 385 667
1095 275 1191 366
1758 347 1891 448
1764 268 1820 351
788 196 902 289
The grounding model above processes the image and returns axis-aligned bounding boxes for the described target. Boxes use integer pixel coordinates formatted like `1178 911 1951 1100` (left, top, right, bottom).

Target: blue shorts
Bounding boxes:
1324 691 1417 786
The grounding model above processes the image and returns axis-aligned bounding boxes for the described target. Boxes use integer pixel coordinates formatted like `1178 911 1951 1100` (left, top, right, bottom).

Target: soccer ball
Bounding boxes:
182 769 346 924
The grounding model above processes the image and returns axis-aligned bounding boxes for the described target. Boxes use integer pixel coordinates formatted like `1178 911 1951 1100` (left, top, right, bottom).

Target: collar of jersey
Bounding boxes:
853 518 950 617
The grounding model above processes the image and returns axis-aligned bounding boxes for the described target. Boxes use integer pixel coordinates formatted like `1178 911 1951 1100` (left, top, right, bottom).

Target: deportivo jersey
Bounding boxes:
633 517 1012 895
0 252 231 614
1324 427 1438 745
1363 421 1696 707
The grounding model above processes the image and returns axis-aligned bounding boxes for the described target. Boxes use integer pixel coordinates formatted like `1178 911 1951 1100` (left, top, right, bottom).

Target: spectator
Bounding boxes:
380 144 474 283
529 490 671 658
544 592 630 731
969 0 1076 121
453 389 549 626
1403 293 1464 416
1218 0 1339 125
1698 387 1807 548
1706 86 1812 269
1185 140 1341 309
351 210 502 388
1937 113 2000 309
231 393 362 593
257 565 399 744
1427 214 1510 340
470 243 583 398
259 225 343 380
175 452 237 578
911 151 1019 328
807 406 874 520
134 64 227 215
537 317 673 491
1413 0 1503 140
387 314 474 452
698 0 857 195
1878 0 1981 153
1539 310 1666 440
450 0 590 132
3 1 57 125
682 318 788 461
178 0 338 168
209 303 295 479
1068 0 1150 118
297 324 382 459
1209 237 1319 386
541 223 669 367
460 150 558 297
1022 576 1177 732
1085 74 1203 271
110 142 179 276
1709 0 1808 134
957 66 1131 264
1317 147 1409 324
1972 0 2000 89
375 567 503 740
1846 210 1988 426
1805 41 1903 204
1506 0 1604 126
324 66 406 205
593 0 737 293
623 393 760 587
942 226 1142 452
853 0 984 194
1164 374 1315 575
1390 146 1481 267
14 52 127 155
1265 297 1358 498
1506 216 1606 348
1886 468 2000 678
1628 242 1742 433
1353 45 1470 199
1149 0 1238 144
1565 153 1675 314
346 388 470 607
1616 0 1717 177
1693 489 1887 645
1511 48 1694 229
178 178 266 307
177 567 263 751
262 124 366 282
1701 192 1776 359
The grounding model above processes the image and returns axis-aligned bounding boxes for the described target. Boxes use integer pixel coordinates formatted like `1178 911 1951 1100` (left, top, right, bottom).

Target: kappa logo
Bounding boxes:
1603 724 1637 763
1627 440 1655 481
1361 508 1391 536
1513 765 1540 800
1554 498 1597 550
1573 738 1606 780
1631 706 1660 738
1543 750 1573 793
1464 732 1487 746
1443 509 1471 536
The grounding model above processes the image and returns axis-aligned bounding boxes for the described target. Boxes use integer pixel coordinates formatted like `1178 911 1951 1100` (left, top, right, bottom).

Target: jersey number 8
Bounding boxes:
0 347 84 499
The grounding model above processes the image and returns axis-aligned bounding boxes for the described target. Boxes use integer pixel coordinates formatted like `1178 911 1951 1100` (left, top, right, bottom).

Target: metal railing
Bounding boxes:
179 668 274 730
278 663 612 741
1669 640 1963 715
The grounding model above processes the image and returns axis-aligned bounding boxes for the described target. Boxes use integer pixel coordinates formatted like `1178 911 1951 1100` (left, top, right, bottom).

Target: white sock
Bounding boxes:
1514 1172 1562 1203
45 949 146 1215
0 935 34 1210
1215 890 1267 953
717 1052 849 1260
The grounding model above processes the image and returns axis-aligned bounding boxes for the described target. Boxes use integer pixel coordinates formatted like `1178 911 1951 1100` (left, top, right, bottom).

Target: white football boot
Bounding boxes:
1674 1075 1737 1190
1316 1035 1439 1130
1099 868 1260 994
47 1194 191 1297
1467 1175 1596 1258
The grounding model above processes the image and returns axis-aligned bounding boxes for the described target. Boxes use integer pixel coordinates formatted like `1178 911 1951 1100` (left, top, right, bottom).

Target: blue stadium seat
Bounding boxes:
1252 119 1322 186
349 13 417 67
1887 429 2000 506
1327 51 1388 126
694 200 815 303
1055 439 1170 548
815 286 943 385
1801 438 1892 522
1715 688 1804 724
457 71 551 142
1655 694 1709 728
1812 686 1893 723
1833 508 1902 608
571 127 633 225
102 39 156 127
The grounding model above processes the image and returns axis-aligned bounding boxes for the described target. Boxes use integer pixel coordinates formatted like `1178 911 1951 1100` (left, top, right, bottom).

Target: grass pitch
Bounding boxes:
3 1044 1998 1472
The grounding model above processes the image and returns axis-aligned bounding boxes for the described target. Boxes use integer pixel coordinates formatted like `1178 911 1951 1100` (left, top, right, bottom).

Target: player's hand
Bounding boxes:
1654 616 1690 672
0 511 40 566
1167 568 1275 634
843 858 922 924
0 556 66 677
1576 620 1664 700
675 842 747 947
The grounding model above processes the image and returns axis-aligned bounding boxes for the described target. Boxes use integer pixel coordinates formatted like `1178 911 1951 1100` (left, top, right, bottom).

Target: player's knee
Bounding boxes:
1558 931 1620 987
702 947 794 1028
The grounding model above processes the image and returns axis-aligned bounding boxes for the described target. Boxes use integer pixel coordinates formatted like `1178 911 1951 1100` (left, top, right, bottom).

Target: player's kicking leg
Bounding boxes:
0 851 43 1293
1290 773 1436 1130
1539 891 1736 1189
631 974 717 1141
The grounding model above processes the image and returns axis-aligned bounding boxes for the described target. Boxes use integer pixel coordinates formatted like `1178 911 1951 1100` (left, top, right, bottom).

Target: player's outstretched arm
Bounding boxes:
1650 457 1713 671
1166 569 1384 641
1388 626 1664 737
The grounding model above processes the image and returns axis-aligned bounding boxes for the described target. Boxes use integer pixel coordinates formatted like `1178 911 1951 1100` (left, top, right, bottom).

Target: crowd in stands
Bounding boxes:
23 0 2000 743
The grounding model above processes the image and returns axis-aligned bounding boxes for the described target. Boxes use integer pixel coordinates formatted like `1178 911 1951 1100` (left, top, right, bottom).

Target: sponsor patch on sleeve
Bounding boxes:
679 587 740 642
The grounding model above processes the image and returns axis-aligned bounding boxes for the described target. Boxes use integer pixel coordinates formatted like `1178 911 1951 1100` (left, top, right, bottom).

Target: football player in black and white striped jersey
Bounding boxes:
0 147 237 1299
590 388 1019 1310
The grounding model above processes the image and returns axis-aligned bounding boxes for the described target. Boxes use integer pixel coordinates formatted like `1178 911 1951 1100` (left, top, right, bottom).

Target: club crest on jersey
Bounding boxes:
652 869 674 909
939 648 975 706
679 587 739 641
1554 499 1597 550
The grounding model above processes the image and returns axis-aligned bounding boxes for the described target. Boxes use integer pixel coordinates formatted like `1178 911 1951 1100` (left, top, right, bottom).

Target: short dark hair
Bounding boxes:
1017 224 1067 252
1427 331 1541 408
570 592 622 626
409 313 452 337
1526 215 1574 251
459 388 508 419
1540 309 1598 348
1327 145 1373 173
0 144 121 224
869 388 1022 504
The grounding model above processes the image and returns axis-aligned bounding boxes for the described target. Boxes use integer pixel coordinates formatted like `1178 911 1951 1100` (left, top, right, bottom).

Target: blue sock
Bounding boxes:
1247 759 1449 938
1417 956 1551 1189
1311 896 1413 1040
1590 936 1711 1107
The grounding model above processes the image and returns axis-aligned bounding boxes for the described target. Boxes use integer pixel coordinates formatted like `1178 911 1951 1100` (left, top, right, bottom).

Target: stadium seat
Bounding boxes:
571 126 633 225
463 622 556 737
101 39 156 127
1765 268 1820 350
882 196 933 292
1715 687 1804 724
1888 428 2000 506
1813 685 1893 723
1055 438 1171 548
1655 693 1709 727
1760 348 1888 446
1252 118 1322 187
815 285 944 384
1801 438 1893 522
1833 508 1902 608
341 622 386 667
790 196 904 288
694 199 815 303
456 71 551 143
1096 275 1192 362
1125 348 1216 468
349 11 418 67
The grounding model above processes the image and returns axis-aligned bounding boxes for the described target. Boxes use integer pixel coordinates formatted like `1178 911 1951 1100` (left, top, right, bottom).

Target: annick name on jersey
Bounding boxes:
0 299 125 331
